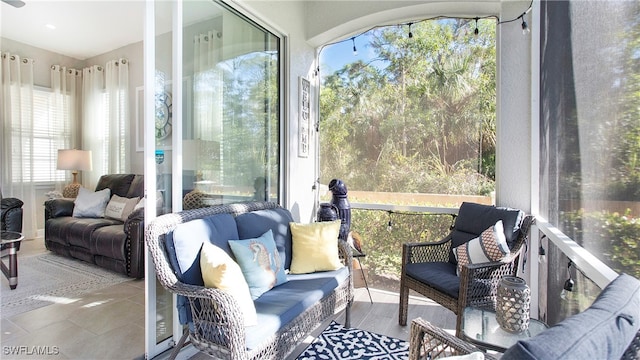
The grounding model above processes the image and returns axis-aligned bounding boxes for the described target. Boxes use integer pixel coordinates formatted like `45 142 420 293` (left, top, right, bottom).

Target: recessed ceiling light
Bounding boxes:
46 24 56 30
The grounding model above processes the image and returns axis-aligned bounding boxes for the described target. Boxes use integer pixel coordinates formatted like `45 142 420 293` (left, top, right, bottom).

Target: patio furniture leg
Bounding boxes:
168 329 189 360
399 281 409 326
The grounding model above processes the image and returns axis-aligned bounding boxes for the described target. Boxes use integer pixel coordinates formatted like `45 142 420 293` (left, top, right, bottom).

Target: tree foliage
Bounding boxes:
320 19 497 195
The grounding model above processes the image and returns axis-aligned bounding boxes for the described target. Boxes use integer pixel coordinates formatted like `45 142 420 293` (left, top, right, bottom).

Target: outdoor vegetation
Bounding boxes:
319 18 496 196
319 15 640 291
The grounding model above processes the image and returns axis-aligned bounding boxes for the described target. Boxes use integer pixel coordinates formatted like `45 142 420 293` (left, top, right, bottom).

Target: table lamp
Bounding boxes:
57 149 92 198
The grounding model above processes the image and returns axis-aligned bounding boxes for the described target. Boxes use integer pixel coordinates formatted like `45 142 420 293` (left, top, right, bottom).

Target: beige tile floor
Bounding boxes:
2 239 455 360
1 238 145 360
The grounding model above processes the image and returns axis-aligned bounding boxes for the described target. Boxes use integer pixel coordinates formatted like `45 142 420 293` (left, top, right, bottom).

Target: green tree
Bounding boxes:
320 18 496 195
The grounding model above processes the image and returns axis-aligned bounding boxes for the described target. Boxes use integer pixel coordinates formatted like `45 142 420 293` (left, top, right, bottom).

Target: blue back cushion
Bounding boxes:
165 213 239 325
166 213 239 286
449 202 524 264
502 273 640 360
235 207 294 270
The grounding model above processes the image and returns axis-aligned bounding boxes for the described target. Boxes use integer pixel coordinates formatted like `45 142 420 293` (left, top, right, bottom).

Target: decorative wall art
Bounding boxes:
298 76 310 158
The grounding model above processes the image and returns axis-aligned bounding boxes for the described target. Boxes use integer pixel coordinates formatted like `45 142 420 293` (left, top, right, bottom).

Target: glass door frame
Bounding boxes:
143 0 287 358
143 0 185 358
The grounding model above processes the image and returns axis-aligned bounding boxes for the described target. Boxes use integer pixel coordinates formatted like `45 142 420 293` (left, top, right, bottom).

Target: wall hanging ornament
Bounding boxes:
496 276 531 333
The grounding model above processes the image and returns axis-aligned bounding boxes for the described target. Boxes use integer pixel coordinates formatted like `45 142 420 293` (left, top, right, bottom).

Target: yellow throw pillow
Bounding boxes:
200 242 257 326
289 220 343 274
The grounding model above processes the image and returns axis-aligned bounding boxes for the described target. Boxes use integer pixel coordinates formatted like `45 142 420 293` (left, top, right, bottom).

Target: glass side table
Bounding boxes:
1 230 24 290
461 307 548 352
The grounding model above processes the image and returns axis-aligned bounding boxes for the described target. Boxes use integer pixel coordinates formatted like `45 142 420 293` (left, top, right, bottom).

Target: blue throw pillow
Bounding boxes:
228 230 288 299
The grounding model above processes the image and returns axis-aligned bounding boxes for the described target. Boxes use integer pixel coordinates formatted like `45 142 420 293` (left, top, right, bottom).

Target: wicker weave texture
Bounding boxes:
409 317 498 360
145 201 354 360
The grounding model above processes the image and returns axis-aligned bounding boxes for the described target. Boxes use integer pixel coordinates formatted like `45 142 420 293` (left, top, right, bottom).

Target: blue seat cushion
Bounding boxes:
235 207 294 270
245 266 349 350
405 262 460 298
449 202 524 264
502 273 640 360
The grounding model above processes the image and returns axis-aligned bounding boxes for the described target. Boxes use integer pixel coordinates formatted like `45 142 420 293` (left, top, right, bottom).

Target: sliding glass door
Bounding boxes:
144 1 283 357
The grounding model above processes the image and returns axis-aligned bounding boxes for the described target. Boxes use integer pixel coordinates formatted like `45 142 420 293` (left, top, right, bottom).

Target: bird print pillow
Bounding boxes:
228 229 288 299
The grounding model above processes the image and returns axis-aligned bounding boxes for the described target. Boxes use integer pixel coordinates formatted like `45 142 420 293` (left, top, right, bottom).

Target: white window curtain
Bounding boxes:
193 31 223 182
1 52 37 239
105 58 129 174
82 58 129 189
82 65 105 189
50 65 80 192
194 31 223 141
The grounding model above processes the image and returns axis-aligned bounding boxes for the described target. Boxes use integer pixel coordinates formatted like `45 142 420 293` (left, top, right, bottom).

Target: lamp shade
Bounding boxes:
57 149 92 171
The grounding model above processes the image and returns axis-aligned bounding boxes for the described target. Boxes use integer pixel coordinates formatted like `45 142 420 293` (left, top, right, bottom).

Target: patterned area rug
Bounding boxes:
1 253 131 319
297 321 409 360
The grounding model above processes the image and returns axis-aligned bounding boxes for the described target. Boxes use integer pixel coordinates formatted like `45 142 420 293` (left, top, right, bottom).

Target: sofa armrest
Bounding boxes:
2 198 24 233
124 207 145 278
44 198 75 220
458 260 518 310
164 281 246 353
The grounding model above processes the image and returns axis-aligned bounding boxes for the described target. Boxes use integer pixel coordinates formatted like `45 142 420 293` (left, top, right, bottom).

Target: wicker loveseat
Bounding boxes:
145 201 354 359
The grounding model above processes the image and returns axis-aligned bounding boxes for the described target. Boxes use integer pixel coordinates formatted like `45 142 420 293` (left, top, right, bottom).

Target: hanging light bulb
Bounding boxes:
408 22 413 39
538 236 547 263
387 211 393 232
474 17 479 36
351 37 358 56
560 260 575 300
521 16 530 35
538 244 546 263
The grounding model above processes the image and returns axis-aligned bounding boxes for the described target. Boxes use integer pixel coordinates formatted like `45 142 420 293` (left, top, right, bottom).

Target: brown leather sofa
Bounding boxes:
44 174 145 278
1 196 24 251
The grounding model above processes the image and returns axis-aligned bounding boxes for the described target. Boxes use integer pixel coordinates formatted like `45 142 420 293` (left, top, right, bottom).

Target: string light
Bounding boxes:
319 0 533 61
387 211 393 232
497 0 533 36
561 260 575 300
538 235 547 263
521 17 530 35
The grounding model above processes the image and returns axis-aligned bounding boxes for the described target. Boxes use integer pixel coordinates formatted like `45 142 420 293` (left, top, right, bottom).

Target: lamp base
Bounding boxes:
63 183 82 198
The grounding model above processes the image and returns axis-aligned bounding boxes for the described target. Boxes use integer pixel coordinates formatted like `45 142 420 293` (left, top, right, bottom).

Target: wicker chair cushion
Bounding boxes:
167 213 239 285
449 202 524 264
166 213 239 325
235 207 294 270
406 262 494 299
502 273 640 360
247 266 350 350
406 262 461 298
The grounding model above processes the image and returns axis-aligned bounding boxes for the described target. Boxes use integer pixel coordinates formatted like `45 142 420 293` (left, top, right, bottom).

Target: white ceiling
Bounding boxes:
0 0 218 60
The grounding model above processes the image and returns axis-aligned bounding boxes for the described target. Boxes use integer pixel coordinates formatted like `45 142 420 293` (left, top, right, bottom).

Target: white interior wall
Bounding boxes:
496 1 532 212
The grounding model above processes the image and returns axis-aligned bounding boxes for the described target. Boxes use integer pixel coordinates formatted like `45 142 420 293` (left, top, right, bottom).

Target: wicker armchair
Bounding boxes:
409 317 498 360
399 202 534 336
